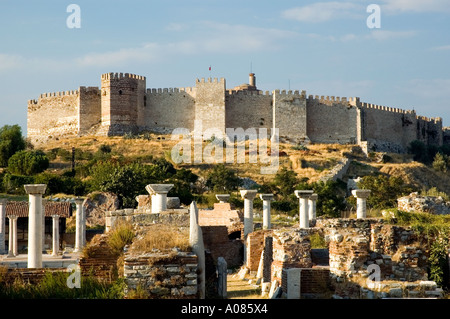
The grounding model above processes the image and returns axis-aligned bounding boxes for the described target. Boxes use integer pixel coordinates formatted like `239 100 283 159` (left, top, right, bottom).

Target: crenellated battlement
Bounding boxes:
273 89 307 98
307 94 353 106
101 72 146 81
147 87 196 95
226 89 272 96
195 77 225 84
361 102 415 115
417 115 442 123
39 90 79 99
79 86 100 93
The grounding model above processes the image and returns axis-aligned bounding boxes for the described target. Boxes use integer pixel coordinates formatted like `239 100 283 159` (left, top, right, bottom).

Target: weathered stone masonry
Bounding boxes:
27 72 448 154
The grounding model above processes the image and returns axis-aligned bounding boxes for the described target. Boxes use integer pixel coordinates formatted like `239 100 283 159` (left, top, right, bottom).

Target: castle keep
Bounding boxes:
27 72 449 152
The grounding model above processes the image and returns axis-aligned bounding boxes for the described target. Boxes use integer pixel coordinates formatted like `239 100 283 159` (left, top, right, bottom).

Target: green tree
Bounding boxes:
0 124 26 167
432 152 448 173
7 150 49 176
206 164 241 192
273 167 299 197
355 174 415 209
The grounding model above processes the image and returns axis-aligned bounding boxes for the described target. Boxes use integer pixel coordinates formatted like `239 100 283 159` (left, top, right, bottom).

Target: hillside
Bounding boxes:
35 133 450 195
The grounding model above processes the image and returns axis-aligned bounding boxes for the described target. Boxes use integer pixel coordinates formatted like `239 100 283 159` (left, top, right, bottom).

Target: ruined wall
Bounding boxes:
273 90 308 144
360 104 417 153
225 90 273 130
194 78 226 136
271 228 312 284
27 90 80 143
307 96 358 144
145 87 196 133
123 251 198 298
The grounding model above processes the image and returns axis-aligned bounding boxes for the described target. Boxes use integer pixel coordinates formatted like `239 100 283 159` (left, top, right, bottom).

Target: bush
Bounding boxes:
2 173 34 194
0 124 26 167
7 150 49 176
206 164 242 192
34 172 87 196
353 174 415 209
107 221 135 256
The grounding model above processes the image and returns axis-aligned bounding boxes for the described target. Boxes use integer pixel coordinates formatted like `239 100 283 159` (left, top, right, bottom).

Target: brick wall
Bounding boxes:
78 234 119 282
201 225 242 268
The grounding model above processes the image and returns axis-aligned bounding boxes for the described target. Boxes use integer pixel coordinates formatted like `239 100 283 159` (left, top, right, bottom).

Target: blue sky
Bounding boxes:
1 0 449 134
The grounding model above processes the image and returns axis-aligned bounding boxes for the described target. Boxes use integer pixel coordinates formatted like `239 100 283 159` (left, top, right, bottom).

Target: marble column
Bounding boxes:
145 184 174 214
189 201 205 299
308 194 318 224
24 184 47 268
260 194 274 230
74 198 86 252
0 199 6 254
7 215 17 257
352 189 371 219
51 215 60 256
240 190 257 238
42 199 47 253
295 190 313 229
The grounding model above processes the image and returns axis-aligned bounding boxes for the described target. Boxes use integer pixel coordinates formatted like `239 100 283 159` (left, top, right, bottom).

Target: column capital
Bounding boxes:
24 184 47 195
216 194 230 203
145 184 174 195
240 189 257 200
352 189 371 199
259 194 274 201
74 197 85 205
51 214 60 219
294 190 314 199
8 215 17 220
309 193 318 201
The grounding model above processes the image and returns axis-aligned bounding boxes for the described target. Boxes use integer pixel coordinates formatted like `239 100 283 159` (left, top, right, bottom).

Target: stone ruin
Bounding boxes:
107 184 446 299
397 192 450 215
2 183 446 299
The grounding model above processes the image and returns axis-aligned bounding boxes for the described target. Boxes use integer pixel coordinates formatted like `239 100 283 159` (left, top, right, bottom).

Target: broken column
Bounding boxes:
0 199 6 254
260 194 274 230
51 215 60 256
74 198 86 252
240 190 257 238
189 201 205 299
352 189 371 219
308 193 318 225
7 215 17 257
295 190 313 229
24 184 47 268
145 184 174 214
215 194 230 203
217 256 227 298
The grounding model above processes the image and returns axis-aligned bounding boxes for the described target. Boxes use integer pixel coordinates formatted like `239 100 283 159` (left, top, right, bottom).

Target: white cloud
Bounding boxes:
0 54 25 71
282 2 362 22
431 45 450 51
366 29 417 41
381 0 450 13
75 22 298 67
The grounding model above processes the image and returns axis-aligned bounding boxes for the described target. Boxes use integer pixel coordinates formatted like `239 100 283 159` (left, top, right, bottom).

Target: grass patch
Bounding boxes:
130 224 190 253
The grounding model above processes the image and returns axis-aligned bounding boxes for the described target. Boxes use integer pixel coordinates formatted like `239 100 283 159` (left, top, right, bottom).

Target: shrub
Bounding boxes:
2 173 34 194
0 124 26 167
7 150 49 176
206 164 242 192
107 221 135 256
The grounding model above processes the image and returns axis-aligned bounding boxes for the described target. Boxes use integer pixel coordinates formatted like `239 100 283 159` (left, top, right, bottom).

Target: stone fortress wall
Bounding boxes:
27 72 447 153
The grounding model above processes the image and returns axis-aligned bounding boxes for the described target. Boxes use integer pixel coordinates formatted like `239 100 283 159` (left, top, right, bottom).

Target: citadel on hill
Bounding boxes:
27 72 450 153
